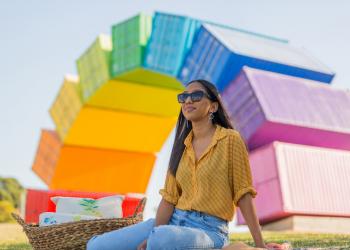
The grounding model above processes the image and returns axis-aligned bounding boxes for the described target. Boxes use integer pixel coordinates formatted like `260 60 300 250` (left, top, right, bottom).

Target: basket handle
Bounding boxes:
132 197 147 217
11 212 26 227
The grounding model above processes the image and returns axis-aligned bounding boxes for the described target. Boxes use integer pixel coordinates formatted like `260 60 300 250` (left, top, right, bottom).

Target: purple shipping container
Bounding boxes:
237 141 350 225
222 66 350 151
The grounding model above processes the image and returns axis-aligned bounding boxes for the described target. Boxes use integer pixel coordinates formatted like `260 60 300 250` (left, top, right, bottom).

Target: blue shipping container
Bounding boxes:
144 12 201 77
178 24 335 92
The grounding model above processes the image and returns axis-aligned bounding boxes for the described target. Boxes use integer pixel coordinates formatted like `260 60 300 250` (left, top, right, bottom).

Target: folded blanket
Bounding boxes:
39 212 100 227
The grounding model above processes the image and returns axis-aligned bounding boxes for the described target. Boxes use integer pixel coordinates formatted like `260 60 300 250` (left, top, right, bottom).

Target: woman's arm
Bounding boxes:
238 193 266 248
155 198 175 226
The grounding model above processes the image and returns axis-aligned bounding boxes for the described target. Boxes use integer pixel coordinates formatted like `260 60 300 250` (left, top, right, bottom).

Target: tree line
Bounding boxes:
0 177 24 223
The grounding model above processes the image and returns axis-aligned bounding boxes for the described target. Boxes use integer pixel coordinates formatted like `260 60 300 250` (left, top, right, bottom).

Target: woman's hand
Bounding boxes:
222 241 291 250
137 239 147 250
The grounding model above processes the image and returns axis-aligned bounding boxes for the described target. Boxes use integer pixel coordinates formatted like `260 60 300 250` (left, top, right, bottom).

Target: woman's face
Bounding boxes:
181 82 218 122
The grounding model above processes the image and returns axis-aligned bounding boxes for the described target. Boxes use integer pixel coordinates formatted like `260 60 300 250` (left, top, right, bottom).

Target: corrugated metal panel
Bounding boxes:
25 189 49 223
111 13 153 77
146 12 287 80
222 67 350 151
49 75 82 140
112 13 152 49
76 34 112 101
31 130 61 185
144 12 201 77
50 145 156 193
111 11 185 90
110 12 287 89
179 24 334 92
236 142 350 225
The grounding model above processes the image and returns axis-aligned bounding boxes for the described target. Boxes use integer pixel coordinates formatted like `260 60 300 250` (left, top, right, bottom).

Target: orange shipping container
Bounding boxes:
50 145 156 193
32 129 61 185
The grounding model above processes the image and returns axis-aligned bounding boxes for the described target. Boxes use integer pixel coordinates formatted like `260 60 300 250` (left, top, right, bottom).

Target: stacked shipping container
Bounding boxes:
179 24 334 92
29 12 348 232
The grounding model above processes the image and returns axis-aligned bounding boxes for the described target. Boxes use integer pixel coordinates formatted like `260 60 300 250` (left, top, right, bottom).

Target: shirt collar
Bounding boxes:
183 124 228 148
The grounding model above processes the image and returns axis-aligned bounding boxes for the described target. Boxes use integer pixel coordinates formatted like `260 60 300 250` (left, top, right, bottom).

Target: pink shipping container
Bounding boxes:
236 141 350 225
222 66 350 151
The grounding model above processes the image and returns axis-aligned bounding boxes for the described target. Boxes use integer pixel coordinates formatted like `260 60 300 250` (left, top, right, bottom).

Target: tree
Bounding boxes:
0 200 15 223
0 177 24 223
0 189 14 204
0 177 24 208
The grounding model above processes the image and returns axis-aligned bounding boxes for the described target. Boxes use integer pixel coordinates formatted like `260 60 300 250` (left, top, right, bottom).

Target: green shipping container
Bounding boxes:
77 34 112 102
110 13 152 77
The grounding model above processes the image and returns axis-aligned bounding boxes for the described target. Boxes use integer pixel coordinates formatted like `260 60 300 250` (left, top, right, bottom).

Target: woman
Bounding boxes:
87 80 285 250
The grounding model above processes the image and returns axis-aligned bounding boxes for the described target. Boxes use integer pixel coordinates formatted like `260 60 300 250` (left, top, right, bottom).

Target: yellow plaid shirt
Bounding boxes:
159 124 258 221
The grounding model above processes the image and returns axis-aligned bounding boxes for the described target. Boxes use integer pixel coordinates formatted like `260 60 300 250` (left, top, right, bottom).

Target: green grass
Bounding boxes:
230 230 350 249
1 222 349 249
0 243 32 250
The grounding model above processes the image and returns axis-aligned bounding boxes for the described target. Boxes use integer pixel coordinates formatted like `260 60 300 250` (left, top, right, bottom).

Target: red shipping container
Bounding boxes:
122 193 147 217
25 189 144 223
25 189 50 223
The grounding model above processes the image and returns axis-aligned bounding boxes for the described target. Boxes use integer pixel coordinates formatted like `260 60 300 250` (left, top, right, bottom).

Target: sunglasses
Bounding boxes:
177 90 213 103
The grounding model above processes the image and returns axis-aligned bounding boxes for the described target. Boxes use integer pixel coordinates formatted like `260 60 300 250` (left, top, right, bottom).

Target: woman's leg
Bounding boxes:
87 218 155 250
146 224 217 250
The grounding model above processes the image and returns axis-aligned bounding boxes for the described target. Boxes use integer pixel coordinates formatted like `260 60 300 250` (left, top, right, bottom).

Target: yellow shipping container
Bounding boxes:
114 67 184 90
49 75 82 140
86 79 182 117
64 107 176 153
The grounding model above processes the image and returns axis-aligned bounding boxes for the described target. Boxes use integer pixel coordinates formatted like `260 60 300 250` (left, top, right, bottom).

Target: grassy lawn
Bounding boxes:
230 230 350 249
0 223 32 250
0 223 349 249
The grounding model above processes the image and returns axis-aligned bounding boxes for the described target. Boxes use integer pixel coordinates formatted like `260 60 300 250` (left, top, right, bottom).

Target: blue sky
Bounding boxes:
1 0 349 229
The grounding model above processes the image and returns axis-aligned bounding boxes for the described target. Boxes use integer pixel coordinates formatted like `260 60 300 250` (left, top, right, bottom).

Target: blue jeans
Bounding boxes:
87 208 230 249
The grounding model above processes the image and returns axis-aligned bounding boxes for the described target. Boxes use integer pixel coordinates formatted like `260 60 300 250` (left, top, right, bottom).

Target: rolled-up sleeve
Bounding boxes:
232 132 258 206
159 170 180 205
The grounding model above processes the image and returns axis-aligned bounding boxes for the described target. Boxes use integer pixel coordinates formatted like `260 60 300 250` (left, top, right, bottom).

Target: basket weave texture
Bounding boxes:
11 197 146 250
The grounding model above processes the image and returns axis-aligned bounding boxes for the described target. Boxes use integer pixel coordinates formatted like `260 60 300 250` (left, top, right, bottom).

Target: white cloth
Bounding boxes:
50 195 124 218
39 212 100 227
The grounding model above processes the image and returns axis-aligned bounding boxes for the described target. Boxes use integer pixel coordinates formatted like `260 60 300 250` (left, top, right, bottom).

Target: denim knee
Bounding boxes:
147 225 176 250
86 235 100 250
86 218 156 250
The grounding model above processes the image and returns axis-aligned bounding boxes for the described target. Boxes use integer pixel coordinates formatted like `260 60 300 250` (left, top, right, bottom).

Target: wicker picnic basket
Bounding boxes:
11 197 146 250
